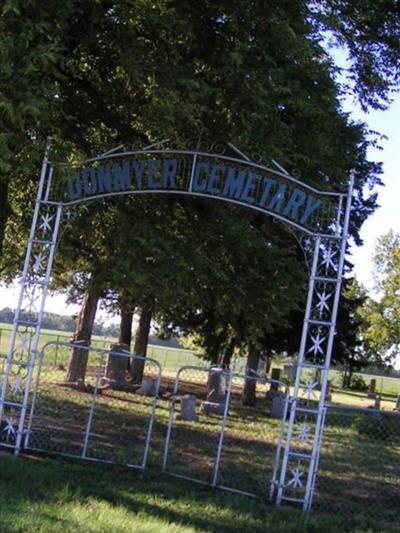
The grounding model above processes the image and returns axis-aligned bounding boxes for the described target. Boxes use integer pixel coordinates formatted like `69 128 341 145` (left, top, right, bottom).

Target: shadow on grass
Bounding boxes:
0 454 392 533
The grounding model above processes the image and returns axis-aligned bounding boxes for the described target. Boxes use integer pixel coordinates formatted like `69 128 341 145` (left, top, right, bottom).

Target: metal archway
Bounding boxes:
0 139 353 511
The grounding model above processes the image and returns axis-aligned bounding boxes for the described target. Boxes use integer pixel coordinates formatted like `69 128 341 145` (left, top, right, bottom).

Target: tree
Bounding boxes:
65 272 103 384
333 278 374 387
2 1 396 393
361 230 400 367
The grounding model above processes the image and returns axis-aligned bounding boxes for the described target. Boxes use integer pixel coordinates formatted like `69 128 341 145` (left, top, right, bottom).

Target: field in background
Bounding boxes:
0 323 399 409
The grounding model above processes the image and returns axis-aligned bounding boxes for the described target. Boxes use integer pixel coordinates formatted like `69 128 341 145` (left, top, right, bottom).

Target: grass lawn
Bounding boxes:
0 454 396 533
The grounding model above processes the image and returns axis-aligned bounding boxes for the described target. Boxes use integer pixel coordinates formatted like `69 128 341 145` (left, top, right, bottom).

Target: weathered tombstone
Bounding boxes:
201 369 227 415
266 368 281 400
206 368 227 403
283 364 292 379
104 343 130 389
323 380 332 403
368 378 377 398
291 362 298 383
271 395 286 419
200 400 226 415
137 376 158 396
314 368 322 391
179 394 198 421
257 359 267 382
374 396 381 410
395 394 400 411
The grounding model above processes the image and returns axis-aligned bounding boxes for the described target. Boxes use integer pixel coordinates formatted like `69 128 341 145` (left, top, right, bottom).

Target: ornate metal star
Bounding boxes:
39 213 53 233
303 380 319 400
321 245 337 272
2 417 16 439
287 467 304 488
298 424 311 444
33 253 44 273
315 289 331 314
307 330 326 356
19 333 30 352
11 377 22 398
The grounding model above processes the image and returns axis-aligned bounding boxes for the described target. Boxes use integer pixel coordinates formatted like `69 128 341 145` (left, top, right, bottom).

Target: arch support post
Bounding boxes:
276 173 354 510
0 141 63 454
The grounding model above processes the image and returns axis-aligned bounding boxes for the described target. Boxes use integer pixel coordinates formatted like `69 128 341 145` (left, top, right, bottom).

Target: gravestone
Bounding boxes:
271 394 286 419
104 343 130 390
266 368 281 400
138 377 158 396
257 359 267 382
201 369 227 415
395 394 400 412
200 400 226 415
314 368 322 391
206 368 227 403
374 396 381 410
283 364 292 379
323 380 332 403
179 394 198 421
368 378 377 398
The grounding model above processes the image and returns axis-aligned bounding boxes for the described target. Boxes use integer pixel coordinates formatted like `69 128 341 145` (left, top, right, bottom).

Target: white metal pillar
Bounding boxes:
276 173 354 510
0 141 63 453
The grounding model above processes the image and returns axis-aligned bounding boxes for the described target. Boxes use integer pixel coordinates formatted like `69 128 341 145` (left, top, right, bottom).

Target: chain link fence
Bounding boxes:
162 366 289 501
312 404 400 524
24 342 161 469
1 328 400 525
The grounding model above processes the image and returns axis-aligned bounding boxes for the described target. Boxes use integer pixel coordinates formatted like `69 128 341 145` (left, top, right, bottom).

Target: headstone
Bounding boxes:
271 395 286 419
374 396 381 410
206 369 227 403
266 368 281 400
200 400 226 416
283 364 292 379
395 394 400 411
314 368 322 391
137 377 158 396
257 359 267 382
179 394 198 421
200 369 228 415
291 362 298 382
367 378 377 398
105 343 130 389
323 380 332 403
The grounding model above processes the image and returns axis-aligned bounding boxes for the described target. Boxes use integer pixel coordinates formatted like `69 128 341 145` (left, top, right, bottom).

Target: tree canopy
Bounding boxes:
361 230 400 367
1 1 400 365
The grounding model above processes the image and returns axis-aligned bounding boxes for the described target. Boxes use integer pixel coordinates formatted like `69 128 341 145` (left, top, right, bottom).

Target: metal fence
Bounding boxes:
162 365 289 501
313 404 400 524
1 337 400 525
23 342 161 469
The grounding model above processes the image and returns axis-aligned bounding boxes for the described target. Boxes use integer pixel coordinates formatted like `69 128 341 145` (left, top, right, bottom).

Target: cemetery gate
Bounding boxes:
0 138 353 511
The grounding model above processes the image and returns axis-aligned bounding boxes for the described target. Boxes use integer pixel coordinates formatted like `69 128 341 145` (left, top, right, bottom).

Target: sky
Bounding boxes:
348 94 400 292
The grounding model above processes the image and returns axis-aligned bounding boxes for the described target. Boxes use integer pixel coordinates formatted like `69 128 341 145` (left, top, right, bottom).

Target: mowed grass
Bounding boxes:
0 454 396 533
4 359 398 528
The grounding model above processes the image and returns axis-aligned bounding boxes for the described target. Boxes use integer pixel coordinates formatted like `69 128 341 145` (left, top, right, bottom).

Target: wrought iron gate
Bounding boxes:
21 342 161 468
162 365 289 500
0 139 354 511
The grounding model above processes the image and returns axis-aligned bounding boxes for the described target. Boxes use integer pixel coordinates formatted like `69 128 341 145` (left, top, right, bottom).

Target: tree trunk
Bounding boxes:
130 307 152 384
65 285 101 384
242 344 260 406
221 337 236 369
118 297 135 371
119 307 134 346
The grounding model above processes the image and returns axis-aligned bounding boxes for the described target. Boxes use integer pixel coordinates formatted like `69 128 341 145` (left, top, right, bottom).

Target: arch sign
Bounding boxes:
61 149 340 236
0 140 353 512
